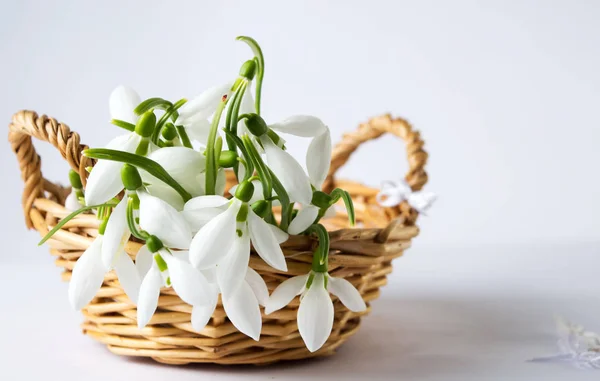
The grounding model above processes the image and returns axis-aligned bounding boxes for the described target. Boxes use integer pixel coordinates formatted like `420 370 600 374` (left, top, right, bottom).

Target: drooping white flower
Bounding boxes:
265 271 366 352
188 196 288 296
191 267 268 341
137 190 192 249
85 86 144 206
140 147 206 210
100 198 141 303
268 115 332 190
260 137 313 205
68 236 107 310
376 179 437 214
175 82 234 144
135 248 212 329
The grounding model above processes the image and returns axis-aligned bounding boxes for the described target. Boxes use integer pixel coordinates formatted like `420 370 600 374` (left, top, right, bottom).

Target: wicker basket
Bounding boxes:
8 110 428 365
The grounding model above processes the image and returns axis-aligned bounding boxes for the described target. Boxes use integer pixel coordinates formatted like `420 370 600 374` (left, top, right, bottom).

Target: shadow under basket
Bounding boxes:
8 110 429 365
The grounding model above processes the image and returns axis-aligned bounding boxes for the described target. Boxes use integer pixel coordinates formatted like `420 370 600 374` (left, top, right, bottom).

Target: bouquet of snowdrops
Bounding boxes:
42 36 364 353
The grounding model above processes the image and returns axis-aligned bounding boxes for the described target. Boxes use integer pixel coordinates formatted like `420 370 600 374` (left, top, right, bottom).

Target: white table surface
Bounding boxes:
1 241 598 380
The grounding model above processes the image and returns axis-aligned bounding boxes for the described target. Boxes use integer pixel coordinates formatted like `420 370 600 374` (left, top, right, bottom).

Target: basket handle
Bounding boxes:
8 110 94 229
323 114 428 193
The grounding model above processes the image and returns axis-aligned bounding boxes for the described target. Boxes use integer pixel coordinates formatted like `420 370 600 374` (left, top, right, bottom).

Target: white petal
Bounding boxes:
137 265 162 328
101 198 130 269
269 115 327 137
65 191 82 211
84 134 141 206
109 85 141 124
189 200 239 269
145 183 185 211
217 232 250 297
261 137 312 205
323 205 337 219
216 169 226 196
177 82 233 122
113 251 141 304
182 207 225 233
288 205 319 235
68 237 106 310
144 147 206 197
191 288 218 332
245 268 269 306
268 224 289 244
184 195 229 210
376 190 405 207
184 117 211 145
135 245 153 277
298 273 334 352
138 191 192 249
327 276 366 312
307 130 332 189
248 210 287 271
264 274 308 314
222 281 262 341
161 251 211 306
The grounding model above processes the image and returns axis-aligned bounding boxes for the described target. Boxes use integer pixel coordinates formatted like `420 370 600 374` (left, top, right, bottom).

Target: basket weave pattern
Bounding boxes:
8 110 428 365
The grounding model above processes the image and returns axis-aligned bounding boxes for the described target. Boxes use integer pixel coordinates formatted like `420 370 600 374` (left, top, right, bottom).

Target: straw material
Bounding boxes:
8 110 428 365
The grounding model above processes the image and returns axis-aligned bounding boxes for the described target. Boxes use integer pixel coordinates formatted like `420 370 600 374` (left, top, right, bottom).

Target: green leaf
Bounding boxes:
268 168 292 230
134 98 173 115
38 203 113 245
84 149 192 202
242 135 272 199
222 129 254 181
331 188 355 226
111 119 135 132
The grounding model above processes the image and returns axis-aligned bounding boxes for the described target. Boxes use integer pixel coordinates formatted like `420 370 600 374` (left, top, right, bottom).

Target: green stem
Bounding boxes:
152 98 187 144
176 125 193 148
236 36 264 115
205 98 229 194
306 224 330 273
126 196 148 240
268 168 292 230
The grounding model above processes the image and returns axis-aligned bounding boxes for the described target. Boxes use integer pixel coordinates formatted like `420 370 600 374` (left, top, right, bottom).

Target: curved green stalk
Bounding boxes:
38 202 114 245
205 98 229 194
236 36 264 114
306 224 330 273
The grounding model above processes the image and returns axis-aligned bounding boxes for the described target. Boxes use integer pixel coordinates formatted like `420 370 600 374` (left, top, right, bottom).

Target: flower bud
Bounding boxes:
311 191 332 209
121 164 142 191
146 235 164 253
218 150 238 168
235 181 255 203
161 122 178 141
251 200 269 217
244 113 268 137
134 111 156 138
68 169 83 190
239 59 257 80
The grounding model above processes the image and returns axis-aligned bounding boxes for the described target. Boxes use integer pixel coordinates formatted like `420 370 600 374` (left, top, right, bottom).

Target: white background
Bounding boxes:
0 1 599 380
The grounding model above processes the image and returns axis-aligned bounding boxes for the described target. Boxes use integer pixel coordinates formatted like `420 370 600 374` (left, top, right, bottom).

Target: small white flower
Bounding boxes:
85 86 144 206
136 248 212 329
265 271 366 352
137 190 192 249
188 196 288 296
191 267 268 341
268 115 331 190
141 147 207 210
376 179 437 214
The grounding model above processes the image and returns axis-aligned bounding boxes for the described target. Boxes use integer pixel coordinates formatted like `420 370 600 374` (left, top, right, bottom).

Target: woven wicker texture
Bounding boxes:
8 110 428 365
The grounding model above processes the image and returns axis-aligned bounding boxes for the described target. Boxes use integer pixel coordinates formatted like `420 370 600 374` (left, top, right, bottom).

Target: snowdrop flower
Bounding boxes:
68 235 107 310
376 179 437 214
188 182 288 296
191 267 269 340
265 271 366 352
85 86 155 206
140 147 207 210
135 247 211 329
268 115 332 190
137 190 192 249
